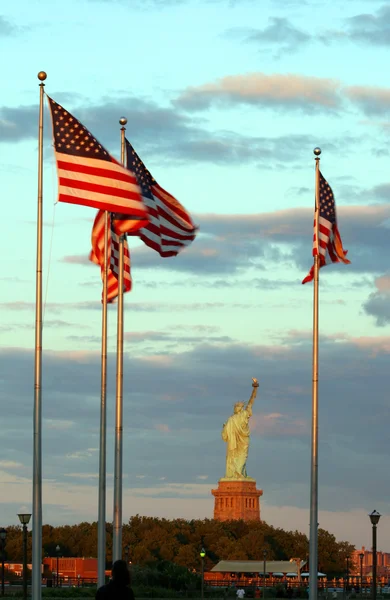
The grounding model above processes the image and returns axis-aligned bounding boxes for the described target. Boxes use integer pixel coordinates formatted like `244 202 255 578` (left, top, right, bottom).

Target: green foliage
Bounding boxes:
1 515 354 581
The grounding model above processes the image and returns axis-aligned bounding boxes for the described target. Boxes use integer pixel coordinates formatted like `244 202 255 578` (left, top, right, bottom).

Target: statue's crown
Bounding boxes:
234 401 245 410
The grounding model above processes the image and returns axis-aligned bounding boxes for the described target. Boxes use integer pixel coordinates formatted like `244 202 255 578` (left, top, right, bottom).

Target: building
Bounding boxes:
3 558 109 583
204 559 304 587
43 557 99 580
350 547 390 579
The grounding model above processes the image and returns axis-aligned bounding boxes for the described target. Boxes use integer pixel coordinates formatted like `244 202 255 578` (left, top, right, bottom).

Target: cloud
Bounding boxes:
362 274 390 325
62 255 91 266
0 95 317 165
0 104 41 142
0 16 16 37
0 85 377 165
154 423 170 433
57 204 390 279
231 18 312 56
175 73 343 114
342 4 390 47
345 85 390 116
0 460 23 469
124 330 234 344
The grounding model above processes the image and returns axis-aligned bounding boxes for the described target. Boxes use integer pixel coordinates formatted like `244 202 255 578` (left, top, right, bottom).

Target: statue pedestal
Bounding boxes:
211 479 263 521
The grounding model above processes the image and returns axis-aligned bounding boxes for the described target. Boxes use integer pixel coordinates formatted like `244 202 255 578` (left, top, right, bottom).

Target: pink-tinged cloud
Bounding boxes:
176 73 343 113
349 335 390 354
345 85 390 116
375 274 390 292
251 413 309 437
154 423 170 433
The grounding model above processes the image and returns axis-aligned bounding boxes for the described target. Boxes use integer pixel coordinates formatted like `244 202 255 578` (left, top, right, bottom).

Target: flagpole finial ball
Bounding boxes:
119 117 127 126
37 71 47 81
313 147 322 156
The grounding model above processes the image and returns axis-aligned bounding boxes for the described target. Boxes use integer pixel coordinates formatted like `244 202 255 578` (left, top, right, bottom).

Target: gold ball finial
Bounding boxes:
119 117 127 126
37 71 47 81
313 147 322 156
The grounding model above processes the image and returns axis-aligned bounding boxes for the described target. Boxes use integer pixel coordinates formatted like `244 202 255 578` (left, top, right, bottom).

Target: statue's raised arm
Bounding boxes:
246 377 259 410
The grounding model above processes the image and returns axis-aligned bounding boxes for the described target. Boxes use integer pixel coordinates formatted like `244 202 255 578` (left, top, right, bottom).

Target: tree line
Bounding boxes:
3 516 354 577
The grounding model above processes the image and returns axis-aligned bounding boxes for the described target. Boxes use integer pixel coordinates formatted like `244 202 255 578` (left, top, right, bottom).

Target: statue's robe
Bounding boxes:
221 405 252 478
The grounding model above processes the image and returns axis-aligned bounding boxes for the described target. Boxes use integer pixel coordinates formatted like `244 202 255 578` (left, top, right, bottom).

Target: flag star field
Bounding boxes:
0 0 390 550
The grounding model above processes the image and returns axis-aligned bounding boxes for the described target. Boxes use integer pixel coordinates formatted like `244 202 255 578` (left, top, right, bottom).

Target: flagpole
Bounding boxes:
32 70 47 600
97 210 109 587
112 117 127 561
309 146 321 600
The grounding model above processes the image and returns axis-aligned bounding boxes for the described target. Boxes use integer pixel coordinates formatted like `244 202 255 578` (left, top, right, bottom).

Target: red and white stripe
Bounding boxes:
55 152 149 218
113 183 197 256
140 183 197 257
90 210 131 303
313 215 331 258
108 227 131 303
302 219 349 284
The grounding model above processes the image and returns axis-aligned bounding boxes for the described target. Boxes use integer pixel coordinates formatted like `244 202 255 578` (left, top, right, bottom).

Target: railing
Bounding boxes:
203 578 388 592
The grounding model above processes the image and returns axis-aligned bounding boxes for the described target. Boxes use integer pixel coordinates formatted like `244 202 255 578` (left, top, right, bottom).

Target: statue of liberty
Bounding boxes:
221 378 259 480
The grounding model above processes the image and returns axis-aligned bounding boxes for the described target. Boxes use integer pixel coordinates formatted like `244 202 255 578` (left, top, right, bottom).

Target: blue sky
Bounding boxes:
1 0 390 554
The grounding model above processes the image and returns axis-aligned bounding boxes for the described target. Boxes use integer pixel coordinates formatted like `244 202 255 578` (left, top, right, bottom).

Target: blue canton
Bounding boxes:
126 141 156 201
48 97 110 161
319 172 336 223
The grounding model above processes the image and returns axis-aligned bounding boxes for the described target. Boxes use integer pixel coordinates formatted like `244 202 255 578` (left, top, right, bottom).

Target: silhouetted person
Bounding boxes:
96 560 135 600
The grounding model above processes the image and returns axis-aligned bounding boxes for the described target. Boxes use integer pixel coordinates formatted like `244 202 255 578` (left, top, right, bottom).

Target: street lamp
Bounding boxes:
263 550 267 600
124 544 130 565
17 513 31 600
359 553 364 598
0 529 6 597
369 511 381 600
56 545 60 587
200 547 206 600
346 557 350 597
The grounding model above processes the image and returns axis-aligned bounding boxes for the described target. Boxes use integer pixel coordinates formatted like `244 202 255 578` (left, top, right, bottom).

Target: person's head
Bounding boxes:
111 560 130 586
234 402 244 414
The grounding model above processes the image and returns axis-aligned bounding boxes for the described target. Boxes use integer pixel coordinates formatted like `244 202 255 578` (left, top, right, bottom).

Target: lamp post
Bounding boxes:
17 513 31 600
263 550 267 600
200 547 206 600
124 544 130 565
369 511 381 600
346 557 350 596
56 545 60 587
290 558 301 583
359 553 364 598
0 528 6 597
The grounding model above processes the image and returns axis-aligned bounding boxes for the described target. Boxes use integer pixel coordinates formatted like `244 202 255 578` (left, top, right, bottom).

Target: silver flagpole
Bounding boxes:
112 117 127 561
32 70 47 600
97 210 109 587
309 147 321 600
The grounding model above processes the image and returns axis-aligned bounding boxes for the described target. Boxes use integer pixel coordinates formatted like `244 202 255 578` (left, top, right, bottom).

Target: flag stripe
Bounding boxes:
57 156 139 185
153 184 196 226
58 174 146 204
48 96 149 226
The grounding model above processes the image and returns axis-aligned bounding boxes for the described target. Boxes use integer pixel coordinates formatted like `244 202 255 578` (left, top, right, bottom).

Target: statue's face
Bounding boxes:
234 403 244 413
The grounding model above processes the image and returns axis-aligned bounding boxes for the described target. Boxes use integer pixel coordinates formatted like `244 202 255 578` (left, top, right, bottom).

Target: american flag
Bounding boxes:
47 96 149 226
90 211 131 303
112 139 197 256
302 171 350 284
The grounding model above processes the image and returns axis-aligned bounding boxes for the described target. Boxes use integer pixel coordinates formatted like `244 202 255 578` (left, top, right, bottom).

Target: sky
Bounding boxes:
1 0 390 557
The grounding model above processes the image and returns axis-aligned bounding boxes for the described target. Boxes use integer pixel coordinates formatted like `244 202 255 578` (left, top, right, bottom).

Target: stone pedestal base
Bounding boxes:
211 479 263 521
